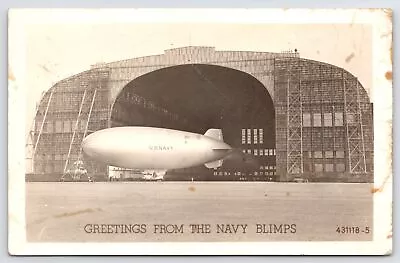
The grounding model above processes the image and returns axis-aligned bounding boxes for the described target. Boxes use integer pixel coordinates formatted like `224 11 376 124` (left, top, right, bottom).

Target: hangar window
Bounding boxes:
336 150 345 158
45 164 53 174
313 113 322 127
54 163 62 173
80 120 87 131
241 129 246 144
45 121 53 133
247 129 251 144
40 122 48 133
314 151 323 158
259 129 264 144
334 112 344 126
62 93 71 105
346 113 355 123
63 121 71 133
335 136 344 145
323 129 333 137
247 149 251 154
325 151 334 158
264 149 268 156
35 162 43 174
324 113 333 127
325 163 334 172
253 129 258 144
304 163 312 172
303 113 311 127
259 149 263 156
336 163 345 172
334 128 345 137
254 149 258 156
315 164 323 172
55 93 62 106
35 121 42 132
313 130 322 145
304 151 312 158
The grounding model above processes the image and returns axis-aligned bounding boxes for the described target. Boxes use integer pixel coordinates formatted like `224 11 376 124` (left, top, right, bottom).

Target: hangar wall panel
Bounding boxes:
274 57 373 182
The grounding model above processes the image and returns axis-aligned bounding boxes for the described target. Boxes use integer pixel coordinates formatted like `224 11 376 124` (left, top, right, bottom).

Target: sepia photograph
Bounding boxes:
8 8 392 255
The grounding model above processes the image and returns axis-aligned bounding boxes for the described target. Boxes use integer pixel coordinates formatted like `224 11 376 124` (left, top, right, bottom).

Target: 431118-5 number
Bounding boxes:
336 226 370 234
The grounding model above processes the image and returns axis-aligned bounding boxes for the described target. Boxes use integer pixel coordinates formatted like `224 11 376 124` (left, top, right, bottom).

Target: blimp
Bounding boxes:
82 126 234 179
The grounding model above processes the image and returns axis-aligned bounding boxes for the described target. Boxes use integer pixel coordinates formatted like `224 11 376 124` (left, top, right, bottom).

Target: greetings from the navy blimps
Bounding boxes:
8 8 392 255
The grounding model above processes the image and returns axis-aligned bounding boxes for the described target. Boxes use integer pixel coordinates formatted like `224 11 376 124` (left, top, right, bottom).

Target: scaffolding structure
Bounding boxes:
33 90 54 158
61 87 98 179
274 58 373 182
30 69 110 182
343 73 367 174
286 59 303 175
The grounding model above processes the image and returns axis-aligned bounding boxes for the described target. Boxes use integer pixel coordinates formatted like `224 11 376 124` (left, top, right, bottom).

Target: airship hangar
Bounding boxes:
26 46 373 182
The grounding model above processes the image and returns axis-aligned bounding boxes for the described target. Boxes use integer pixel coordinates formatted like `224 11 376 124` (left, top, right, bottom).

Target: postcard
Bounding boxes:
8 8 392 255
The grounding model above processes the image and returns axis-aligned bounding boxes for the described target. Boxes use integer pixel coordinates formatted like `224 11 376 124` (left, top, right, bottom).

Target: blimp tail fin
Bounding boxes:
205 159 223 169
204 129 224 141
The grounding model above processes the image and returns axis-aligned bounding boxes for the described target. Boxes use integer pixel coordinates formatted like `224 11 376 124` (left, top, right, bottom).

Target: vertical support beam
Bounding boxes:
286 58 303 177
78 89 97 158
343 71 352 172
33 90 54 155
63 89 87 174
343 70 367 174
357 81 367 173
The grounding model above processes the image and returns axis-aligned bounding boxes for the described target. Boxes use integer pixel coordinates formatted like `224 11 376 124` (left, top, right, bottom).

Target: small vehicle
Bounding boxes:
293 177 309 183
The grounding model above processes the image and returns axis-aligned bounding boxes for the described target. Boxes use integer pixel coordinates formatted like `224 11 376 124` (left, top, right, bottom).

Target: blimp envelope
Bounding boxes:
7 8 393 256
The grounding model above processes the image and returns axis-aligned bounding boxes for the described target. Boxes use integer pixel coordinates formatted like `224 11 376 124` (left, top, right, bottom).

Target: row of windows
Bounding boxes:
213 171 276 176
260 166 276 170
304 151 345 159
254 171 275 176
35 162 104 174
241 128 264 144
35 163 63 174
303 112 343 127
242 149 276 156
36 120 107 134
305 163 346 173
35 153 81 161
239 177 276 181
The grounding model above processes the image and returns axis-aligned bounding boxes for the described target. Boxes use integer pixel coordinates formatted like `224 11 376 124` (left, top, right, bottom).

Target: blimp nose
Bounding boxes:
82 133 98 158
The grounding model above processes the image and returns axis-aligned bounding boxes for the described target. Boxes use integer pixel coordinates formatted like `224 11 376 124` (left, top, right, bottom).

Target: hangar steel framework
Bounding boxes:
26 47 373 182
274 56 372 182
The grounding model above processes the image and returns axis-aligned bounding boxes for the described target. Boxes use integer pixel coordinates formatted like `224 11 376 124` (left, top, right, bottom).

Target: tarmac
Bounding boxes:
26 181 373 242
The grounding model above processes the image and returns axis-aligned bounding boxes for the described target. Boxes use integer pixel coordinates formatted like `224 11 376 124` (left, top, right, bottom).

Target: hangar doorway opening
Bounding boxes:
110 64 276 181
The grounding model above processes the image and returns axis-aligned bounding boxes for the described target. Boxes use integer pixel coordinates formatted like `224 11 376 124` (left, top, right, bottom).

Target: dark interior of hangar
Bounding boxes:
110 64 276 180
